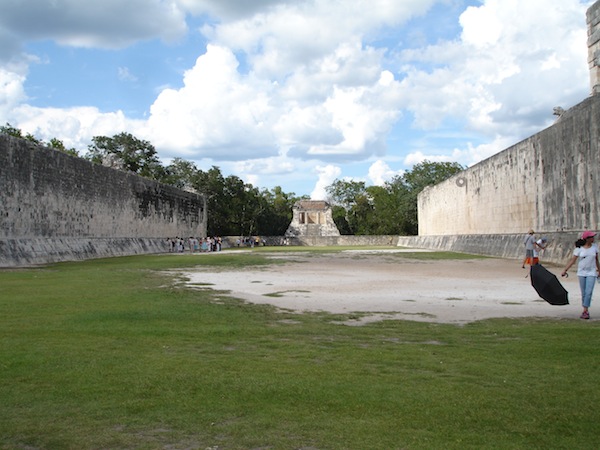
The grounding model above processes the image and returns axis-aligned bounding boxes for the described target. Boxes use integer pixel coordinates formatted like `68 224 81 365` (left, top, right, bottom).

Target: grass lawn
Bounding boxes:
1 250 599 449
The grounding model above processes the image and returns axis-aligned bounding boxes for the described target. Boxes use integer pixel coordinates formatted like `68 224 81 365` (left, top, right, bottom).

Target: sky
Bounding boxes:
0 0 595 199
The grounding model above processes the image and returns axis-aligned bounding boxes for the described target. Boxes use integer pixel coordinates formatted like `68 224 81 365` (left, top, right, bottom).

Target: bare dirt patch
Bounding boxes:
181 250 585 325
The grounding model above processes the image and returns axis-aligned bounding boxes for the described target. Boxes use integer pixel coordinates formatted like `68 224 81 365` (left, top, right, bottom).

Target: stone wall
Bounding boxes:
0 135 206 267
222 235 399 247
396 232 581 266
417 94 600 249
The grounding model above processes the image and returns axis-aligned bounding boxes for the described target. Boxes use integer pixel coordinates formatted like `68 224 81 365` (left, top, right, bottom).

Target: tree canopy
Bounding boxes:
327 161 464 235
1 123 78 156
86 132 166 181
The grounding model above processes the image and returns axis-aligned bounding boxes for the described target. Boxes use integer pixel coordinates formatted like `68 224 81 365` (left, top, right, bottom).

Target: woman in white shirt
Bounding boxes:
562 231 600 319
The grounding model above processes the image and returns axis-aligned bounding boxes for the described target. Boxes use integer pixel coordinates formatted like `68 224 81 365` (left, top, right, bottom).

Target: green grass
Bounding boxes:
1 250 599 449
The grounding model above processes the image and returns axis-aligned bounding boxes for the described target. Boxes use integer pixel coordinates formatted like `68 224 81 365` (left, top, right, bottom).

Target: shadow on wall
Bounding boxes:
396 233 585 265
0 135 207 267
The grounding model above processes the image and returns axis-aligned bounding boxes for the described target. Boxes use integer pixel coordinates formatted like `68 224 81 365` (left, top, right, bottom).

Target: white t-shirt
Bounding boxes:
574 244 599 277
533 239 546 258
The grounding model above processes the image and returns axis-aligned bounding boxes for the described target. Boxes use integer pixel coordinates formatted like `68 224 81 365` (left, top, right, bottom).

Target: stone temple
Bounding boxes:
285 200 340 237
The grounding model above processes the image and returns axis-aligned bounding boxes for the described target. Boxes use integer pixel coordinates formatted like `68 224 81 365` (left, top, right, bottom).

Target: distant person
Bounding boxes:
561 231 600 319
522 229 536 268
532 237 548 265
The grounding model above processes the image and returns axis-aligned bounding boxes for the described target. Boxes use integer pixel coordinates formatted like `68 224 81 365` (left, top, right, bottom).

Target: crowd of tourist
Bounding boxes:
167 236 223 253
167 235 274 253
235 236 263 247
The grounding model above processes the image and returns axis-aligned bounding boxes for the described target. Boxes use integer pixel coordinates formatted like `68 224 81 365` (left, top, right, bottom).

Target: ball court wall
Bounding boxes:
0 135 207 267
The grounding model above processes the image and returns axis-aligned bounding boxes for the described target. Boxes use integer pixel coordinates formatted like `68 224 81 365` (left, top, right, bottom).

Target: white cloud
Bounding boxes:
403 134 518 169
0 69 26 119
461 136 517 166
234 157 295 176
0 0 594 196
231 156 297 188
311 164 341 200
10 104 140 150
145 44 278 159
397 0 590 139
205 0 438 64
368 160 403 186
460 3 503 48
117 67 138 82
300 82 399 158
144 37 402 165
404 151 459 167
244 174 260 187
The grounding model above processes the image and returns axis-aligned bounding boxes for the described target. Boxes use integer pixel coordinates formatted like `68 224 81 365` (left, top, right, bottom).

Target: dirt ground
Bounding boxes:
180 249 589 325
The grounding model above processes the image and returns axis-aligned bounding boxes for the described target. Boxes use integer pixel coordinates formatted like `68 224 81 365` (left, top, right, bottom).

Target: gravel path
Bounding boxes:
180 250 587 325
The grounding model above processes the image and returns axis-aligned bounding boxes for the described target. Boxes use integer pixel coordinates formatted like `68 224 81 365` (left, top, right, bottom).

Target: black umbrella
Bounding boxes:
530 264 569 305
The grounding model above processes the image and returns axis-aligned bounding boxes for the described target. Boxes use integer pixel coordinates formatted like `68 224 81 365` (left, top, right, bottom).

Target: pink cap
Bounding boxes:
582 231 596 239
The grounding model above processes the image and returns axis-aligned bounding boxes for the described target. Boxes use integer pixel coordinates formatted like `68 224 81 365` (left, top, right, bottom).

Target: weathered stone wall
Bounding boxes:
222 235 399 247
589 1 600 94
396 232 581 265
0 135 206 266
418 94 600 243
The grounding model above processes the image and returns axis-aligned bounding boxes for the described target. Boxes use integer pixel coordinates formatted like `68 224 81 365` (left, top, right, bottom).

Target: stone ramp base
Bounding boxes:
0 237 169 267
396 233 582 265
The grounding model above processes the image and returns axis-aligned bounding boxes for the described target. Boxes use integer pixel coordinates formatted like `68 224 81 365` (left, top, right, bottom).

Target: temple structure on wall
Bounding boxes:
285 200 340 237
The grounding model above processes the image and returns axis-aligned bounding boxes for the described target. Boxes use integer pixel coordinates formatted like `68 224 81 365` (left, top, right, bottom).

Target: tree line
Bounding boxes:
1 124 464 236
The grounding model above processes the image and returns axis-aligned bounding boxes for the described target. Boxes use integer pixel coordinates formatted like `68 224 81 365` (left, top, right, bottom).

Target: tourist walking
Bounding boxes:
532 237 548 265
561 231 600 319
522 229 536 268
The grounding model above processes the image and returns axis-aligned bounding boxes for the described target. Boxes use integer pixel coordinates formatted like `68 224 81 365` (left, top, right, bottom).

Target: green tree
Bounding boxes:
48 138 79 156
348 192 375 234
325 161 464 236
194 166 227 235
193 167 260 236
0 123 40 144
226 176 258 237
256 187 305 236
363 185 404 235
326 179 367 234
326 179 366 211
1 123 78 155
331 205 352 235
192 166 302 237
86 132 166 181
402 160 464 192
164 158 199 190
0 123 23 138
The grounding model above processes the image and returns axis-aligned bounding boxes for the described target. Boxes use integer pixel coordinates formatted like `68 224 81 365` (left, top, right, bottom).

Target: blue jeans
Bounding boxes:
578 276 597 308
